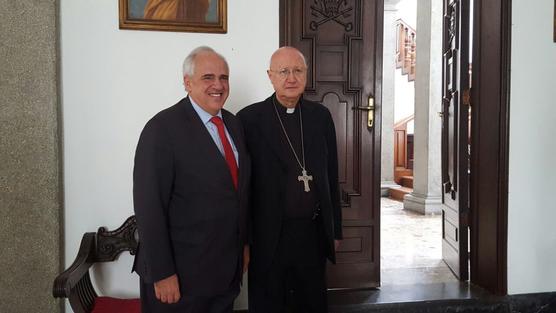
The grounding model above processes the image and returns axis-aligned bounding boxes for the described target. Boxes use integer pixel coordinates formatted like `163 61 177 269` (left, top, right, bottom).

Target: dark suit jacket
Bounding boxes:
237 95 342 273
133 97 250 296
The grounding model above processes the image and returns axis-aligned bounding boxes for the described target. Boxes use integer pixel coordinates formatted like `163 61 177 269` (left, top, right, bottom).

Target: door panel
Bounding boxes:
441 0 470 280
280 0 383 288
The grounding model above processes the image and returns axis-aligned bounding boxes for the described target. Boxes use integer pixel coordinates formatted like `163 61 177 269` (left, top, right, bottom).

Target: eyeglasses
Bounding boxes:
269 68 307 79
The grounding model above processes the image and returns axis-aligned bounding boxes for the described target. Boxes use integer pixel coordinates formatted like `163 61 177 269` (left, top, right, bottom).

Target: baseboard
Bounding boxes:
234 291 556 312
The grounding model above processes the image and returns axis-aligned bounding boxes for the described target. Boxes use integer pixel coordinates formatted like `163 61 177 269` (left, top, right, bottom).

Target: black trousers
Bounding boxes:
140 279 239 313
249 219 327 313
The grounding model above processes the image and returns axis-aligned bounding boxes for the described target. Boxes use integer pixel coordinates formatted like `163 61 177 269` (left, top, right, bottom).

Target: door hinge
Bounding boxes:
463 88 471 107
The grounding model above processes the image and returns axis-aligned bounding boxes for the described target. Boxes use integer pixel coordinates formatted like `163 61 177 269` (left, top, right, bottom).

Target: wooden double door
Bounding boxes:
280 0 472 288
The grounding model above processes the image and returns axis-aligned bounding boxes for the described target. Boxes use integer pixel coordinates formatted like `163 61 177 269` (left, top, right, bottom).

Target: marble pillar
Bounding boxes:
381 0 402 196
0 1 62 312
403 0 443 214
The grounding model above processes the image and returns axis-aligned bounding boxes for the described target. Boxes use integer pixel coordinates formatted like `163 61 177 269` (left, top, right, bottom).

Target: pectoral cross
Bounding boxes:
298 169 313 192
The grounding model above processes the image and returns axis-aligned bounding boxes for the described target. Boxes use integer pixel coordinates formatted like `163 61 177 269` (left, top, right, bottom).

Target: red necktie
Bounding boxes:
210 116 238 189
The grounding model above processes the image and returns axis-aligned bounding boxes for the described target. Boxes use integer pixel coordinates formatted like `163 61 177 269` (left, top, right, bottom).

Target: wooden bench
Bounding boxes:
53 216 141 313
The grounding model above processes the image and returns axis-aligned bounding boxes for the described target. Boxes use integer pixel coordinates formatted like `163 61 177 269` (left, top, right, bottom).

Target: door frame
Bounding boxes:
469 0 511 295
278 0 511 296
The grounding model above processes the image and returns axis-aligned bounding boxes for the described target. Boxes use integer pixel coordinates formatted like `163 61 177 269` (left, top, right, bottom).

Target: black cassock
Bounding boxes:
238 95 343 313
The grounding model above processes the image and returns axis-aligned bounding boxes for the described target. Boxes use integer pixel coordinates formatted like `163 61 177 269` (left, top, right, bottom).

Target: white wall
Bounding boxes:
396 0 417 30
508 0 556 294
394 70 415 123
394 0 416 123
60 0 556 308
60 0 278 310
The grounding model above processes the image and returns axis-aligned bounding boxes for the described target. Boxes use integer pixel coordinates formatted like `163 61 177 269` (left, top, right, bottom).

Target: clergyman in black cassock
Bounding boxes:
237 46 342 313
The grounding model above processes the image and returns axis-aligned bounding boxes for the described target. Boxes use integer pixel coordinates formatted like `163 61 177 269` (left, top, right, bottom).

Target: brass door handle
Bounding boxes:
353 97 375 128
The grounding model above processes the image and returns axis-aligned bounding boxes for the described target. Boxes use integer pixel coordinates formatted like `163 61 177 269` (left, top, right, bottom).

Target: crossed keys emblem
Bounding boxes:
310 0 353 31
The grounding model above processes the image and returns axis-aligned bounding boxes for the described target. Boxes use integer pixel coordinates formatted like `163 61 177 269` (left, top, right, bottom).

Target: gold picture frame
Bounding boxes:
119 0 227 33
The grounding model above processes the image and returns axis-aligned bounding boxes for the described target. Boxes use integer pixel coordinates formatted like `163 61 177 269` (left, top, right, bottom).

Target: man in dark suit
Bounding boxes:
133 46 250 313
237 47 342 313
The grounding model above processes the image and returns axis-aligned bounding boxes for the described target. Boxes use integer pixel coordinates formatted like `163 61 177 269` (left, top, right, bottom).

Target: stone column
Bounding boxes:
381 0 402 195
403 0 443 214
0 1 62 312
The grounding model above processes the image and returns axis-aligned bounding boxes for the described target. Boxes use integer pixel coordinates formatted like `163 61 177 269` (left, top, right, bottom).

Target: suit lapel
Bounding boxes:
179 98 234 187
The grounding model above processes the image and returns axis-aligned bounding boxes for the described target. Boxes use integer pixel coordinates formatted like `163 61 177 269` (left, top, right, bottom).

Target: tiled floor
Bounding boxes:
380 197 458 286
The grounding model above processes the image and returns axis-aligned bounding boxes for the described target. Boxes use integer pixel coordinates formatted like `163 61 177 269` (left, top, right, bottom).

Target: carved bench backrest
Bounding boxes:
94 216 138 262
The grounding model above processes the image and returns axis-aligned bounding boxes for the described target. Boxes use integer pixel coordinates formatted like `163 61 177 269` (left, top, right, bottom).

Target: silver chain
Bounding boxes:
272 97 306 171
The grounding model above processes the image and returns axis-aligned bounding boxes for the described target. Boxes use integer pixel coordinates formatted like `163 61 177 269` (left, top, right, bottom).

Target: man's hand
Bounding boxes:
154 274 181 304
243 245 250 274
334 240 341 250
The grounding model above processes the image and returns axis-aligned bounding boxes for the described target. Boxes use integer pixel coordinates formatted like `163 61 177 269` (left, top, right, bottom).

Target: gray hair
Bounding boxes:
182 46 229 77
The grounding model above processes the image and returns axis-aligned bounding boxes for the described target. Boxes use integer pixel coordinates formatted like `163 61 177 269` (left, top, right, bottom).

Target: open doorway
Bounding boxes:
280 0 509 297
380 0 470 287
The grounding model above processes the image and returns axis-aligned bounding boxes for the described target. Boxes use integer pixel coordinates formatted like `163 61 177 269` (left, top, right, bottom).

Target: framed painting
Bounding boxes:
119 0 227 33
554 0 556 42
